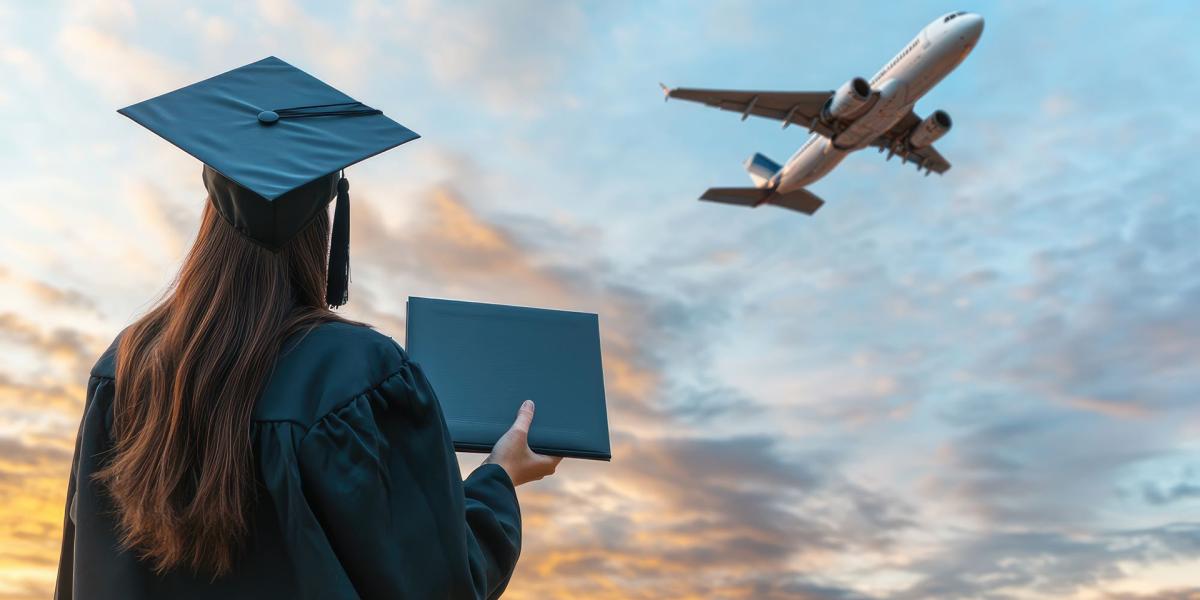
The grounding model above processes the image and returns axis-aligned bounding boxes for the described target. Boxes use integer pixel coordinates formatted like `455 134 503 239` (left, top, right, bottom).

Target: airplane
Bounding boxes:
661 11 984 215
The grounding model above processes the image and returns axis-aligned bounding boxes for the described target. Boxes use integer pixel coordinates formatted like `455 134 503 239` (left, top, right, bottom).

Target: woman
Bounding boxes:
55 58 561 599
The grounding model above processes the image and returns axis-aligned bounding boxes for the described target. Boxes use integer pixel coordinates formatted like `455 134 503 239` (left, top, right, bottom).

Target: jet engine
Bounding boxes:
907 110 952 148
822 77 873 121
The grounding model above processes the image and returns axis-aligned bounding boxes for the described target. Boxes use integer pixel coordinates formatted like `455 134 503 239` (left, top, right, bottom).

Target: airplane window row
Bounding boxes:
887 40 919 71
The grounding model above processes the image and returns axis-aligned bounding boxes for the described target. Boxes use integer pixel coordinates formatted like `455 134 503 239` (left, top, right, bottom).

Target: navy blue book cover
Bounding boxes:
405 297 611 461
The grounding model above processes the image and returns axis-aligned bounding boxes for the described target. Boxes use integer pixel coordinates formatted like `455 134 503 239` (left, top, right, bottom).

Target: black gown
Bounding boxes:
54 321 522 599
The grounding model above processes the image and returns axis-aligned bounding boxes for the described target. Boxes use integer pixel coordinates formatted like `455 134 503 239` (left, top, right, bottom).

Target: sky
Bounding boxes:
1 1 1198 598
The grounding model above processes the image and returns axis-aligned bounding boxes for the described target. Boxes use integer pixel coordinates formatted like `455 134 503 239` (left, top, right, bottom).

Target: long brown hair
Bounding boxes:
96 199 346 576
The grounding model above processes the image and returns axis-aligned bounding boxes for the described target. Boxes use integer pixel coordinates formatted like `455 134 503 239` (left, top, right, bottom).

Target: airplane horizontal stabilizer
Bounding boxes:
767 187 824 215
699 187 773 207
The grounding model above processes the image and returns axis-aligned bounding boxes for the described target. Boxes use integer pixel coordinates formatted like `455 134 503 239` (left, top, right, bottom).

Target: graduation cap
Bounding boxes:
118 56 420 307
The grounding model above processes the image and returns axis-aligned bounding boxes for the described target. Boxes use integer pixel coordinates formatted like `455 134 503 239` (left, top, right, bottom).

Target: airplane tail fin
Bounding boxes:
743 152 782 188
699 186 824 215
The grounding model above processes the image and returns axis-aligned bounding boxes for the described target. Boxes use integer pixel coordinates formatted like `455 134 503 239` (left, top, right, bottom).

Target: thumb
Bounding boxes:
511 399 535 434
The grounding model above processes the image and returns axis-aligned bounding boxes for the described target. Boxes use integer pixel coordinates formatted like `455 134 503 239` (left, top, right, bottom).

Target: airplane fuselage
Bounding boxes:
774 12 983 194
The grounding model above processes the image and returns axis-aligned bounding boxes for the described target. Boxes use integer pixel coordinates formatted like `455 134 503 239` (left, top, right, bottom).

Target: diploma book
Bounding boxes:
406 297 611 461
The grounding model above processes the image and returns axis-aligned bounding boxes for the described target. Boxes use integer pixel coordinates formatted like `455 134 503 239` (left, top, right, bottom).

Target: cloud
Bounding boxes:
0 268 97 314
64 0 136 29
350 0 590 115
1144 481 1200 506
183 7 234 45
55 23 183 102
659 380 759 424
351 187 571 300
509 434 912 599
1103 589 1200 600
125 179 197 258
896 524 1200 599
992 232 1200 419
0 45 46 85
0 372 83 415
0 313 98 375
345 184 683 428
0 434 73 596
338 180 932 596
923 408 1185 532
252 0 373 84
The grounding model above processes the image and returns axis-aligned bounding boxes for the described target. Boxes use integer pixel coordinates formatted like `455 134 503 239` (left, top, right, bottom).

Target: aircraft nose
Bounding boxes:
961 13 984 41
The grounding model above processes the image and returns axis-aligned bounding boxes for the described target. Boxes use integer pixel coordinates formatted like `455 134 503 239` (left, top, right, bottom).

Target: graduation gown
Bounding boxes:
54 321 522 600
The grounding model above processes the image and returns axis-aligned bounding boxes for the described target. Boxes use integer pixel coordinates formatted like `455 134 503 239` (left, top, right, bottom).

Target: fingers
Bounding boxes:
534 453 563 476
534 453 562 469
502 400 568 485
526 453 562 482
511 399 535 434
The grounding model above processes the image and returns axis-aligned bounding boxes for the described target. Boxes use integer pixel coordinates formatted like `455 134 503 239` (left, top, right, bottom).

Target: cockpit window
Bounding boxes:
944 14 956 23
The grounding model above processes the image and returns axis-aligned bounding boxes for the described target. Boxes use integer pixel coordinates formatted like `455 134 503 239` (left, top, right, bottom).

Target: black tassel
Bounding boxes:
326 174 351 308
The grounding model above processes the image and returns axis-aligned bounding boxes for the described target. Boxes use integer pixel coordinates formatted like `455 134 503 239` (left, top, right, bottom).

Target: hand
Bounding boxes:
483 400 563 486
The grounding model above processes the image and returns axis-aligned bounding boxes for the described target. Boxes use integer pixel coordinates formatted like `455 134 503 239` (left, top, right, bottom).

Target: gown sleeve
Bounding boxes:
292 358 522 600
54 374 116 600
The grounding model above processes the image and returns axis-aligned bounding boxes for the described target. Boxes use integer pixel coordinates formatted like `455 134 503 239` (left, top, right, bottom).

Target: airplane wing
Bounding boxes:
870 110 952 174
661 85 835 136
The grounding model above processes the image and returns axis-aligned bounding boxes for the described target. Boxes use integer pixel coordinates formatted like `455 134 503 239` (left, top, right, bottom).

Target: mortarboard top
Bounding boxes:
119 55 419 249
118 56 420 306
